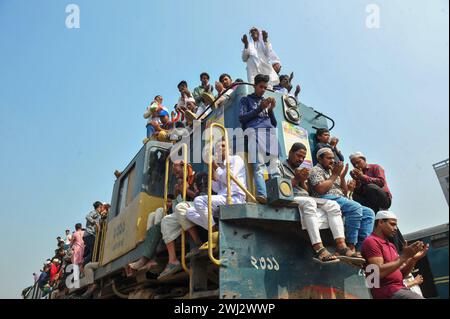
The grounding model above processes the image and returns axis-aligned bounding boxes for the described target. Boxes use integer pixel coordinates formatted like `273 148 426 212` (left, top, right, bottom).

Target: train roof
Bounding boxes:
403 223 449 242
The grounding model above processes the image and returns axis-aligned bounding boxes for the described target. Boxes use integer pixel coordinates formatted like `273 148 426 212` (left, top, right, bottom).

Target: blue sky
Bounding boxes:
0 0 448 298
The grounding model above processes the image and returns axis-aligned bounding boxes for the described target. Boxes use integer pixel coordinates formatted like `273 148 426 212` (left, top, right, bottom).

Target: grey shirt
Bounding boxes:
308 163 344 198
278 160 309 197
85 210 101 236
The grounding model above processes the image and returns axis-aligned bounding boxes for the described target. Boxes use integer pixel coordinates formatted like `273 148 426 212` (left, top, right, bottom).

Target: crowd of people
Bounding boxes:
31 202 110 298
141 27 301 144
29 27 427 300
134 27 428 299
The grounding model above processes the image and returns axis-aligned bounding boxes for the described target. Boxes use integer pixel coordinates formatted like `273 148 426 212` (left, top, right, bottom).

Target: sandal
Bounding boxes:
157 262 182 280
313 247 340 264
335 247 366 266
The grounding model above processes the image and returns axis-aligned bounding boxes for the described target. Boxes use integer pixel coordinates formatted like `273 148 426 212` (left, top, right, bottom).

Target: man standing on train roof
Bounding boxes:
239 74 281 204
309 148 375 253
361 211 428 299
348 151 405 252
315 128 345 163
242 27 280 88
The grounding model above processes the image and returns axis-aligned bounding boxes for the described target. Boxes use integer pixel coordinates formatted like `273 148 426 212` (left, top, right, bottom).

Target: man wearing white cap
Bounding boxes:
278 143 365 265
309 148 375 253
361 211 428 299
348 152 392 213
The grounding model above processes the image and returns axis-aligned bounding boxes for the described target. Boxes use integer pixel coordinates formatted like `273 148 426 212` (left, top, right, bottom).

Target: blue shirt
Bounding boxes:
239 93 277 130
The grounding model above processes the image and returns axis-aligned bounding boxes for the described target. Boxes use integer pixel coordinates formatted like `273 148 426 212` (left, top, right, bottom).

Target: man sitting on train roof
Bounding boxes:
242 27 280 88
279 143 365 266
148 109 175 142
143 95 167 138
212 73 238 109
309 148 375 254
175 81 197 121
239 73 281 204
361 211 428 299
314 128 345 164
192 72 214 116
186 139 247 232
274 74 301 100
348 151 405 253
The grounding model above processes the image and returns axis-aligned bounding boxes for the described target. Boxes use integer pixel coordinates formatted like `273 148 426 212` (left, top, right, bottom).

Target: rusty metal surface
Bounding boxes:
219 204 371 299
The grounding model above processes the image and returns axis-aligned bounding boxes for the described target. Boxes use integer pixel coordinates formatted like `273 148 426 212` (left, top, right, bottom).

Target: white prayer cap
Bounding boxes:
316 148 334 159
52 258 60 263
349 152 366 161
375 211 397 220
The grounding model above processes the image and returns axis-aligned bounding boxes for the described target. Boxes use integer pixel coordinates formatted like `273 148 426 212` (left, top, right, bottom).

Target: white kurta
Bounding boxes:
242 40 280 89
186 155 247 230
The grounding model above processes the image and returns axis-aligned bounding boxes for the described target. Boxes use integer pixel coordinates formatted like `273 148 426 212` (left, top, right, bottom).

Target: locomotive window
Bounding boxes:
116 164 136 216
146 147 170 197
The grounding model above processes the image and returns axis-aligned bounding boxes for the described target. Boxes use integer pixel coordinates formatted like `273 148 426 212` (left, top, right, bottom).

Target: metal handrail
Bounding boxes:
312 110 336 131
196 82 275 121
91 223 101 262
98 220 107 266
206 123 232 266
206 123 258 265
163 143 190 274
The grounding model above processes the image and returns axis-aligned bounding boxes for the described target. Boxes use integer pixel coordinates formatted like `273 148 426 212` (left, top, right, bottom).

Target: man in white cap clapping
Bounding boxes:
361 211 428 299
309 148 375 254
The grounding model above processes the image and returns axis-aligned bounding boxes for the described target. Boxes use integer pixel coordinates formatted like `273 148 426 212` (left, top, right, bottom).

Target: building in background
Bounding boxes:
433 159 449 205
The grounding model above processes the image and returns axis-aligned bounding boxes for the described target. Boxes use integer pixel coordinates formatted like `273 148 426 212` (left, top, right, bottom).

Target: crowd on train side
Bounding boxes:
31 202 110 298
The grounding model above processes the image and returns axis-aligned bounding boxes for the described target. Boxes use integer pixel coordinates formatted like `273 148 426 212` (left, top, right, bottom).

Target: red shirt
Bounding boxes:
356 164 392 199
361 233 405 299
49 263 61 282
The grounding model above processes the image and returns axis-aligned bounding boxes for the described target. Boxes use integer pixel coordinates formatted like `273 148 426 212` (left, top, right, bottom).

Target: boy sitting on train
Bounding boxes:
185 139 247 233
278 143 365 266
314 128 345 163
239 73 281 205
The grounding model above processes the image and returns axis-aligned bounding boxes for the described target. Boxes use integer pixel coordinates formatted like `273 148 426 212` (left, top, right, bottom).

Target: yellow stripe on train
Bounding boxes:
101 192 164 266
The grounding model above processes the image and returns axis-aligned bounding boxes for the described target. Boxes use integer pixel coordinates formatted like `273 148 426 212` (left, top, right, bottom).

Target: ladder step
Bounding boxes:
190 289 220 299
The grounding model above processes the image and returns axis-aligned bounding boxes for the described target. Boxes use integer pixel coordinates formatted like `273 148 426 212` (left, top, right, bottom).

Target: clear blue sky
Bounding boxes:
0 0 448 298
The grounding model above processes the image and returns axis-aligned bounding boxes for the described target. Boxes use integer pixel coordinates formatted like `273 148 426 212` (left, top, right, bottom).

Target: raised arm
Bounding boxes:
312 162 343 195
241 34 250 62
360 165 387 188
